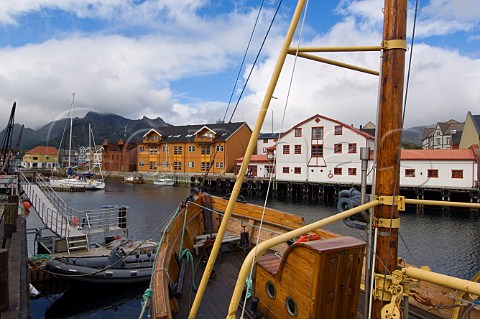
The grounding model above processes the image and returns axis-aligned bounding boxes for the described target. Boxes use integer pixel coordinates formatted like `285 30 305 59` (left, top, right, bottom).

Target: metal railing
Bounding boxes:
18 171 128 239
19 172 70 237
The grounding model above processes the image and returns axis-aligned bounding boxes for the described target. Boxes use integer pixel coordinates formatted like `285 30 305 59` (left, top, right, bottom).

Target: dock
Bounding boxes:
0 191 29 318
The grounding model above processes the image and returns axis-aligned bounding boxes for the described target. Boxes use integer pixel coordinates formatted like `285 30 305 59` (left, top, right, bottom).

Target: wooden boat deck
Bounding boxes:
175 246 444 319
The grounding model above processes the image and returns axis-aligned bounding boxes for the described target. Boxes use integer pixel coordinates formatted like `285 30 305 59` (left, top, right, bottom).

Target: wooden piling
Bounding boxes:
0 249 9 312
3 203 18 238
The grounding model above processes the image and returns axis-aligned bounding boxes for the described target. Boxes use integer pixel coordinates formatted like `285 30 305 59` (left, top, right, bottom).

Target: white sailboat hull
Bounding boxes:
85 180 105 190
153 179 174 186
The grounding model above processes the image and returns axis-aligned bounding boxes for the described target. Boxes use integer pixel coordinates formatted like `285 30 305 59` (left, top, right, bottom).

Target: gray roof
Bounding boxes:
472 114 480 134
154 122 248 143
259 132 282 140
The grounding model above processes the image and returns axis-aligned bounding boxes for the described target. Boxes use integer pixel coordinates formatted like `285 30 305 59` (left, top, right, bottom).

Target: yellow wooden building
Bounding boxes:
137 122 251 175
22 146 58 169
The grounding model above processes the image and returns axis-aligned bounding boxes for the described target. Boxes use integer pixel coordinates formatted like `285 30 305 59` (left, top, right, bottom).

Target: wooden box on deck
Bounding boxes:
254 236 365 319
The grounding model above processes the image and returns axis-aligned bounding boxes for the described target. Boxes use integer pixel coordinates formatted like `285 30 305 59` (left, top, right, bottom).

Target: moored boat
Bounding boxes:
153 176 175 186
125 175 144 184
46 240 156 284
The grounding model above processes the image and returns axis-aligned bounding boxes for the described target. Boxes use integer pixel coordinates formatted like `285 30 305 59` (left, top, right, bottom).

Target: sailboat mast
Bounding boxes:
371 0 407 317
68 93 75 169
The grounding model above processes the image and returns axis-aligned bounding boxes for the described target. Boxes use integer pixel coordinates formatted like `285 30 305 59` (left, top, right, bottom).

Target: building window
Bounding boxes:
405 169 415 177
173 162 182 170
295 128 302 137
139 161 144 167
311 144 323 157
348 168 357 175
262 147 268 153
201 146 211 155
334 126 342 135
162 146 168 152
282 167 289 174
215 162 224 168
294 167 301 174
139 146 145 152
427 169 438 178
174 146 183 155
334 144 342 154
452 170 463 178
263 139 269 143
149 161 157 170
294 145 301 154
283 145 290 154
188 146 195 152
334 167 342 175
312 127 323 140
216 145 224 152
188 162 195 168
149 147 158 155
201 162 211 171
348 143 357 153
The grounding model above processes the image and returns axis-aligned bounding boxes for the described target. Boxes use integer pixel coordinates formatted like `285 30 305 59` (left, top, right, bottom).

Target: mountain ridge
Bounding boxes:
1 112 171 151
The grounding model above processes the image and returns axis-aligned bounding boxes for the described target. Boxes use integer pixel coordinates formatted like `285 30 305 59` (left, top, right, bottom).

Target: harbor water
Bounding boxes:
29 181 480 318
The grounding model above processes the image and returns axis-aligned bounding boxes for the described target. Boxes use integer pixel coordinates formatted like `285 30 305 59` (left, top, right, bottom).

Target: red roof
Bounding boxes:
26 146 58 155
370 148 477 161
235 154 270 163
401 149 477 160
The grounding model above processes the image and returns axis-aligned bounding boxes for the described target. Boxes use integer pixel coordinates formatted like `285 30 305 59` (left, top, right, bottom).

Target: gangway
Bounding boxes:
18 171 128 254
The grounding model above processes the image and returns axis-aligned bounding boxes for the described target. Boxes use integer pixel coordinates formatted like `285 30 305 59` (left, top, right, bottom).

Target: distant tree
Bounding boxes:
401 141 421 149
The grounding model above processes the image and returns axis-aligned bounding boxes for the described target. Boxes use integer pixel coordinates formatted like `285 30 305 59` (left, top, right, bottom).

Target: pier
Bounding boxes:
0 177 28 319
18 171 129 254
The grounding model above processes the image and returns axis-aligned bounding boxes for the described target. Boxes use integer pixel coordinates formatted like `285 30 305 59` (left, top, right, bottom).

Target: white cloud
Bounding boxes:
0 0 479 137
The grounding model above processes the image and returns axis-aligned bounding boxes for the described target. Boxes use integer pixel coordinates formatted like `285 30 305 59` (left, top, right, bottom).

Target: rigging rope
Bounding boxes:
222 0 266 123
227 0 283 123
238 0 310 316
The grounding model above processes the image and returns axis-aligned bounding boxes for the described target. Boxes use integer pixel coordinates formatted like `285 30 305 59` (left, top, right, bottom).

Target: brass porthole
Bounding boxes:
285 296 298 317
265 281 276 299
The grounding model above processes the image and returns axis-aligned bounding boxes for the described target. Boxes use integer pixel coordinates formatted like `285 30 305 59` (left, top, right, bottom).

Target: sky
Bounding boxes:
0 0 479 134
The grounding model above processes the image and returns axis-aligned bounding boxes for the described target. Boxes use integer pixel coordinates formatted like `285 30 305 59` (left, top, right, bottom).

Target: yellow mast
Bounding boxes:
187 1 307 318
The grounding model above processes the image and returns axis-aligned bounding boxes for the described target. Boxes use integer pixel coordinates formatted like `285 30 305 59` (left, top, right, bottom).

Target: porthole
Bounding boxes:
265 281 276 299
285 296 298 317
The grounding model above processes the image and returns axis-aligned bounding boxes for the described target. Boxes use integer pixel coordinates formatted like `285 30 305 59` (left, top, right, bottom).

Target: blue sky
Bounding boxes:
1 0 479 133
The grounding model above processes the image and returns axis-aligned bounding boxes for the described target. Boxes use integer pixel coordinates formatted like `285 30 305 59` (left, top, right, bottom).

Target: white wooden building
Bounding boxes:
393 148 478 188
274 114 375 183
267 114 478 189
256 133 281 155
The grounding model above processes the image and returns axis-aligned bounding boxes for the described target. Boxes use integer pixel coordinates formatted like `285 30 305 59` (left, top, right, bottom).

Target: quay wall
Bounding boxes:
23 169 479 210
102 171 480 210
0 196 29 319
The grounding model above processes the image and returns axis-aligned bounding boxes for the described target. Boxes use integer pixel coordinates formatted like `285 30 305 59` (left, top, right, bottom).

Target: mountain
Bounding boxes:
0 112 171 151
401 125 431 147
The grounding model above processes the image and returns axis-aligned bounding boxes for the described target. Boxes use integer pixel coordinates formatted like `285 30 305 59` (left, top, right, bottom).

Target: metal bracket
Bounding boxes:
377 195 405 211
382 39 407 50
376 217 401 229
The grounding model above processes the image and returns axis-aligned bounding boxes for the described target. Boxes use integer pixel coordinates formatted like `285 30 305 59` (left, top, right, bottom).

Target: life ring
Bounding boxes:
295 233 321 243
328 172 333 178
70 217 79 226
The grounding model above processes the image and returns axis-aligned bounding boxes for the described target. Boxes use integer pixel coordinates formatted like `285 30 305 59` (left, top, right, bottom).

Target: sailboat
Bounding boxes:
49 94 105 190
146 1 480 319
153 143 175 186
84 124 105 190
